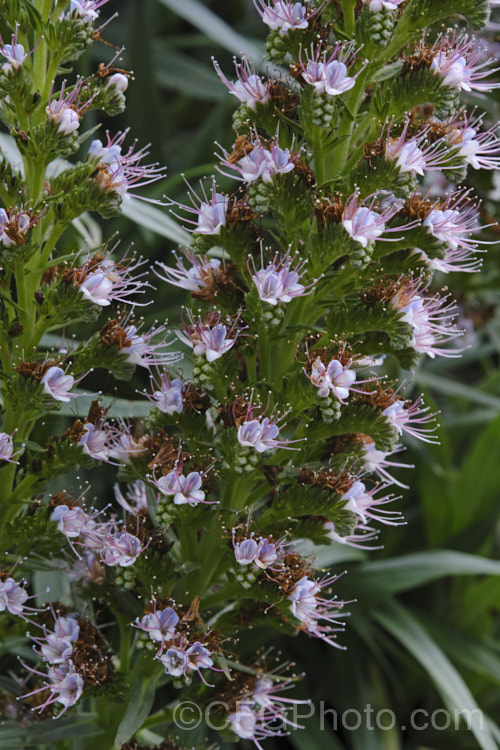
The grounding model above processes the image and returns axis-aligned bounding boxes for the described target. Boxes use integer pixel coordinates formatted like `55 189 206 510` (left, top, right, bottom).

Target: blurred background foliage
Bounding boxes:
12 0 500 748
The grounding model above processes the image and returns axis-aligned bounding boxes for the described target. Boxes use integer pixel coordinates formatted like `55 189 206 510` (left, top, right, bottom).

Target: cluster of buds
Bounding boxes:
232 527 289 586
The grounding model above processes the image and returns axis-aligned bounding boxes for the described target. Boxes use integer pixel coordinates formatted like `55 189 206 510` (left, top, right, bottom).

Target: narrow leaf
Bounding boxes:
426 621 500 685
58 394 151 418
156 0 264 61
415 371 500 411
122 198 191 245
154 44 226 100
451 414 500 534
0 715 101 746
114 677 157 747
343 550 500 601
373 602 498 750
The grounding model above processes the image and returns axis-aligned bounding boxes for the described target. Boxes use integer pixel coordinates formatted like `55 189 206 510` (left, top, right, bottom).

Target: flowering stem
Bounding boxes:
29 158 47 206
202 583 241 610
342 0 356 36
13 260 37 351
311 128 325 184
117 611 132 674
177 512 199 561
259 328 273 381
5 473 39 505
0 466 19 522
38 221 65 267
40 56 61 108
38 0 53 21
189 476 254 600
221 472 240 509
326 68 371 178
29 316 51 351
14 103 29 133
246 347 257 383
0 0 489 740
139 710 170 731
31 39 48 108
377 12 414 64
0 408 36 514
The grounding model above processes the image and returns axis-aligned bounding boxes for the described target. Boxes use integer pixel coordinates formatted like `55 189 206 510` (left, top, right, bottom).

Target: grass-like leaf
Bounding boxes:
344 550 500 601
156 0 264 60
373 601 499 750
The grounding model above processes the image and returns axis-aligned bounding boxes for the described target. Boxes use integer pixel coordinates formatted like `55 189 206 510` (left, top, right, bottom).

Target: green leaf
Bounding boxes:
72 211 103 248
154 44 226 100
174 560 201 574
290 714 346 750
344 550 500 601
425 621 500 685
122 198 191 245
372 60 404 82
34 569 71 607
415 371 500 411
407 388 454 547
215 652 233 681
23 0 43 31
451 414 500 534
25 440 45 453
358 332 419 370
0 636 35 661
40 333 81 348
455 576 500 633
76 123 102 147
445 409 499 427
57 394 151 418
114 676 157 748
313 543 365 567
373 601 499 750
0 715 102 746
156 0 264 61
416 0 490 30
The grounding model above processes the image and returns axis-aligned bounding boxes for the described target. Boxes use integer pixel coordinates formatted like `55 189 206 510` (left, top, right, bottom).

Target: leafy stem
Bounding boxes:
311 126 325 185
341 0 357 36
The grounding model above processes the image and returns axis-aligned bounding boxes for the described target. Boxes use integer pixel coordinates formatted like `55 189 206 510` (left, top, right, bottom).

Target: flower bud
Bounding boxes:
106 73 128 93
